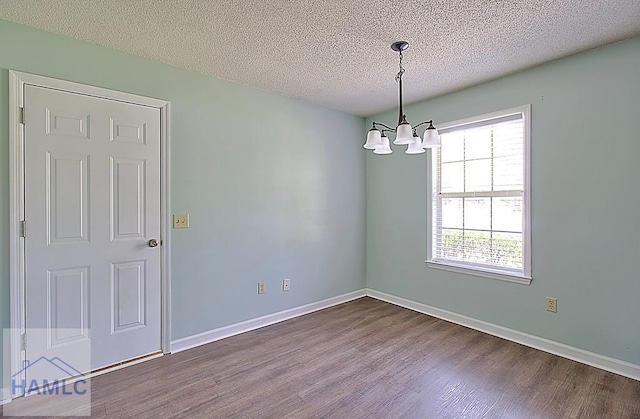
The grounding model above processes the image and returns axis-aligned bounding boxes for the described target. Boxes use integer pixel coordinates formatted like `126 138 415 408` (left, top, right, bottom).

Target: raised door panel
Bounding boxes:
110 158 146 240
46 108 90 139
47 266 90 347
110 117 146 144
46 153 90 245
111 260 146 333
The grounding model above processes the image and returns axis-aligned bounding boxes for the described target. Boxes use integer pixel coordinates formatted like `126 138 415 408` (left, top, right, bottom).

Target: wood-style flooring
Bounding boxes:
3 297 639 418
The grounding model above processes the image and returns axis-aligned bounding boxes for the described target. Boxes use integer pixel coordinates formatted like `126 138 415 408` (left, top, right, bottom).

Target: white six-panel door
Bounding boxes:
23 84 162 374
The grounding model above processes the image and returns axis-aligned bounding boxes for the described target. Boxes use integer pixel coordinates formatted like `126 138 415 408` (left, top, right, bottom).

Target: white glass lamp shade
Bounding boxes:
406 135 426 154
393 122 414 145
373 135 393 154
422 125 441 148
364 128 382 149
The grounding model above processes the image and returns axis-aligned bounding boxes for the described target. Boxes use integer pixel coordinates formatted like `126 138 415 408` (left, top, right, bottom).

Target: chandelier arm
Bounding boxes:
372 122 396 131
411 120 433 130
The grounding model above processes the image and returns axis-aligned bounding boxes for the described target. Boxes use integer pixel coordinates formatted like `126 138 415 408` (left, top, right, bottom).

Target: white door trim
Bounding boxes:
8 70 172 388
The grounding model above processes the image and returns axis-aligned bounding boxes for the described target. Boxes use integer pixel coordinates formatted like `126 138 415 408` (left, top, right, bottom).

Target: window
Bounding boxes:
428 105 531 283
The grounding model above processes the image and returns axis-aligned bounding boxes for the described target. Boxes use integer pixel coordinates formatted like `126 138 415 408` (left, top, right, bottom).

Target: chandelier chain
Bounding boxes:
395 50 405 82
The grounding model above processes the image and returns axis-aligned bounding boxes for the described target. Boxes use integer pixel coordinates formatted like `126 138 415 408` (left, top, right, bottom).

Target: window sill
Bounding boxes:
426 261 532 285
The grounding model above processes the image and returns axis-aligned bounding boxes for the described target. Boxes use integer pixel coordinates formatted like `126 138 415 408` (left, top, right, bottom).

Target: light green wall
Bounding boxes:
0 20 366 384
366 36 640 365
2 18 637 395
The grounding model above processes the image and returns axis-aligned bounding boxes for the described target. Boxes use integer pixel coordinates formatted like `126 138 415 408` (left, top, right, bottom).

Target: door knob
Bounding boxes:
148 238 159 247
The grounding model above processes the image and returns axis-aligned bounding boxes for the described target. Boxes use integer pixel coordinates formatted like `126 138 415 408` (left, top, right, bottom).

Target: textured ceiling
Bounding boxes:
1 1 639 117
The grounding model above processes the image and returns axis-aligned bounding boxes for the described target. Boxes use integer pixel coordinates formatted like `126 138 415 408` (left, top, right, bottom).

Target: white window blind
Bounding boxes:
430 106 531 281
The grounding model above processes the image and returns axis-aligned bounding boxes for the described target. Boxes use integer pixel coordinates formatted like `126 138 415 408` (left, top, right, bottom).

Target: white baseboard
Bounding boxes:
366 289 640 381
1 387 11 405
171 289 367 353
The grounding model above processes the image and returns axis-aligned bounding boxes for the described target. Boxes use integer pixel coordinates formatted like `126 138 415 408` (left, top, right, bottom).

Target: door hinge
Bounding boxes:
21 333 27 350
19 107 25 125
20 220 26 238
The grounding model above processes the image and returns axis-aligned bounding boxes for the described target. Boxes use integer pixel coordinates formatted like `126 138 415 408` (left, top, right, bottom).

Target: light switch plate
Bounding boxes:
173 214 190 229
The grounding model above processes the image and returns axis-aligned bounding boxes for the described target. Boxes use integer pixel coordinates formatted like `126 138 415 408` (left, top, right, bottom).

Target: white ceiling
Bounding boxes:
1 1 639 117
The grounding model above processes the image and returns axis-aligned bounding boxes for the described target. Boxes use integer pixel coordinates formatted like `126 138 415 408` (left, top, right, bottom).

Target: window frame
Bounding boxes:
427 105 532 285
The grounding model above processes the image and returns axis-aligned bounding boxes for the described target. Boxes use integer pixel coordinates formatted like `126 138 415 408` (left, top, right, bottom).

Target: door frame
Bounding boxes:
8 70 172 387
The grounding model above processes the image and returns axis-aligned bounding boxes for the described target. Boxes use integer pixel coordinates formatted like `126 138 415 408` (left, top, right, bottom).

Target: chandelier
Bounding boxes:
363 41 440 154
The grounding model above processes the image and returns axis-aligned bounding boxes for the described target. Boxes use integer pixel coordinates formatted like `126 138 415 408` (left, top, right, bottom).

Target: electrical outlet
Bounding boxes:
173 214 190 229
546 297 557 313
282 278 291 292
257 282 266 295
